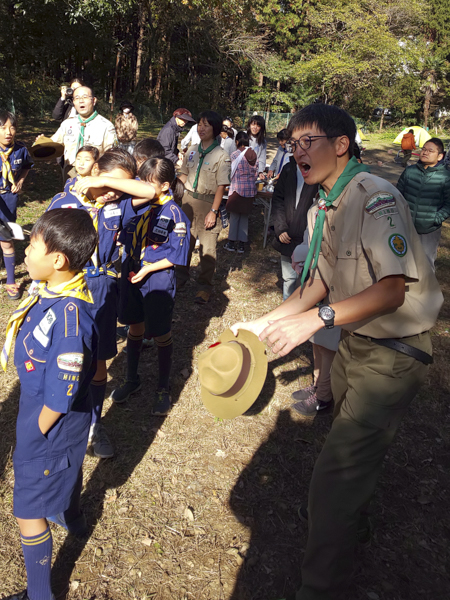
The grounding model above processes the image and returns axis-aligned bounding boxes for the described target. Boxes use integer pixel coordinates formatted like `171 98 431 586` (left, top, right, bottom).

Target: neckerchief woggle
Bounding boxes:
300 157 370 287
1 272 93 371
0 146 15 189
77 111 98 153
193 140 219 192
130 190 173 261
70 186 104 268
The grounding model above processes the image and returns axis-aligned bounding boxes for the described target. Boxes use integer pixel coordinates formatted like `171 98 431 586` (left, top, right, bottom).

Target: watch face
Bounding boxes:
320 306 334 320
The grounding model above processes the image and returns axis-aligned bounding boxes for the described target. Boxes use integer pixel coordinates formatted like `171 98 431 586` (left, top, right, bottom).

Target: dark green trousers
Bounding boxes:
297 331 431 600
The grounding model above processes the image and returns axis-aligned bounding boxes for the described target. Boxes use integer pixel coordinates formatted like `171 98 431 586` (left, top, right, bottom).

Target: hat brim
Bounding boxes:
179 115 196 123
29 139 64 161
201 329 268 419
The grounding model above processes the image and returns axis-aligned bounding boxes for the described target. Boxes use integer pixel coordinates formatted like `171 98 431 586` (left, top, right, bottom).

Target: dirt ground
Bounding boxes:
0 128 449 600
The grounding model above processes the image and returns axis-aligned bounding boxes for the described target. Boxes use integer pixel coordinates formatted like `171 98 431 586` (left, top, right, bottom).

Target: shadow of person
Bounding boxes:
51 284 230 597
0 381 20 490
228 409 318 600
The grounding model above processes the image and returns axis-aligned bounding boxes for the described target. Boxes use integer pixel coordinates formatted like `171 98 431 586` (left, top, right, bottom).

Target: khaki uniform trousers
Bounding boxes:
176 193 222 291
297 331 432 600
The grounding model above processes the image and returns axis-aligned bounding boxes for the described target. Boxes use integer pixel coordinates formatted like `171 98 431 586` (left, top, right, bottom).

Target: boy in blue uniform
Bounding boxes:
78 157 190 415
47 148 139 459
1 209 98 600
0 110 33 300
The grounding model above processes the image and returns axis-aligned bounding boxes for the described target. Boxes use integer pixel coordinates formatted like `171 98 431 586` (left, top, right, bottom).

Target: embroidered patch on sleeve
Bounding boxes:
389 234 408 257
57 352 83 372
174 222 187 237
372 207 398 220
58 372 80 381
365 192 396 215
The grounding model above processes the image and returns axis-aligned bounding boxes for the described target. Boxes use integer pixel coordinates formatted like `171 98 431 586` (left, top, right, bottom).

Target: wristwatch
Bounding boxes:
210 208 219 215
318 304 335 329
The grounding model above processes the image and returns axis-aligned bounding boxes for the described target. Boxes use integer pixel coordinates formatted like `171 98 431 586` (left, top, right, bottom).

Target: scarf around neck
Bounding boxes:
193 140 219 192
300 157 370 286
77 110 98 152
0 145 15 189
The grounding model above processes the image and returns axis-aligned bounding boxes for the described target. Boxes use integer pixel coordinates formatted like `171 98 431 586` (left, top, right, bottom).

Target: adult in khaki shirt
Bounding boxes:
176 110 230 304
232 104 443 600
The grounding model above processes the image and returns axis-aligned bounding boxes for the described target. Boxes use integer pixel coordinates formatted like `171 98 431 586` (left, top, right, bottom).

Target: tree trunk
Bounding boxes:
423 87 432 129
258 72 264 86
379 110 384 132
134 4 147 89
112 45 122 114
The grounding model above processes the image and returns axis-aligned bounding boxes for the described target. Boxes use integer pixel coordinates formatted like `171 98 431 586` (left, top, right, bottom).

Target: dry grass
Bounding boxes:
0 131 449 600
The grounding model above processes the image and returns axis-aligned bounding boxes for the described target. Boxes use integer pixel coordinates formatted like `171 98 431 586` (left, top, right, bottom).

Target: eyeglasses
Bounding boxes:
286 135 334 152
73 95 93 101
420 148 438 154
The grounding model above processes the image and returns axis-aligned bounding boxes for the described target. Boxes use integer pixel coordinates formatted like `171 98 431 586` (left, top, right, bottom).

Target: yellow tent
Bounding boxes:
393 126 431 148
357 128 368 141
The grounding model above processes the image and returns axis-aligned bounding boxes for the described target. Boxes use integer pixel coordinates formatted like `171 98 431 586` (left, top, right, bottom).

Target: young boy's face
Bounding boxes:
0 119 16 148
25 235 61 282
291 125 346 189
279 138 288 149
75 151 96 177
91 167 134 203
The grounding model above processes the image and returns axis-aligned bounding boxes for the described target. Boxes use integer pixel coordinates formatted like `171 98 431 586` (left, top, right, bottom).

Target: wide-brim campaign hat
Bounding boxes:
29 137 64 161
199 328 268 419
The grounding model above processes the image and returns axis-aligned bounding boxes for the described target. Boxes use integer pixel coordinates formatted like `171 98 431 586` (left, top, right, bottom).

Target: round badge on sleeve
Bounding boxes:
388 234 407 257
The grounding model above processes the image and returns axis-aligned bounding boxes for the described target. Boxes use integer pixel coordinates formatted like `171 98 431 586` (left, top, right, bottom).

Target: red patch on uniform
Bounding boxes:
25 360 35 372
152 244 158 249
208 342 221 349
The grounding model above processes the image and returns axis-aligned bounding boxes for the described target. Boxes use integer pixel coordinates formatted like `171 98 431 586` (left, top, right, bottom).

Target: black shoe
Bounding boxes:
152 388 171 416
224 241 236 252
110 378 141 404
291 384 316 401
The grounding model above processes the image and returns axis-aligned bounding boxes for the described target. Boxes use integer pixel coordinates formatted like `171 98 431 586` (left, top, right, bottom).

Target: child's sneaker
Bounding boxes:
224 241 236 252
291 392 332 416
110 378 141 404
291 384 316 401
237 242 245 254
152 388 171 416
89 423 114 458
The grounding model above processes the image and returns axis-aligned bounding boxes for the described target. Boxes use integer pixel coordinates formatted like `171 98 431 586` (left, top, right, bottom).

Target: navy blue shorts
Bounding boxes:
0 191 17 241
86 274 118 360
118 256 175 337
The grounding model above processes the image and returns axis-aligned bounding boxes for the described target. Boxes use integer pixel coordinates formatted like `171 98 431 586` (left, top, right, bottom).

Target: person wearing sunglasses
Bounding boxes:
233 103 443 600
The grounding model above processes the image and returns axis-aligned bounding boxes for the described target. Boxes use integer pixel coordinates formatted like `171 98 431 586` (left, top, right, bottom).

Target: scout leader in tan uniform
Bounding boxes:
232 104 443 600
176 110 230 304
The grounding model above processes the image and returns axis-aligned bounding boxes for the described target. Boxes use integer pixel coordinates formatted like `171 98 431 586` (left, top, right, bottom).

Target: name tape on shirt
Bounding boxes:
33 326 50 348
104 209 121 218
157 216 170 230
57 352 83 372
153 226 168 236
39 309 56 335
372 206 398 220
388 234 408 257
365 192 396 215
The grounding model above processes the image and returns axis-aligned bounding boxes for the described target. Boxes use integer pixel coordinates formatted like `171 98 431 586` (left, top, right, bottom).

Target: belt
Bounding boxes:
187 190 215 203
352 332 433 365
83 264 117 278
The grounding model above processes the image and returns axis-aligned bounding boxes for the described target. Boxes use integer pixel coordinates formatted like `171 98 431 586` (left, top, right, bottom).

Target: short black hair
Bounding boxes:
235 131 249 147
31 209 98 272
0 110 17 128
277 128 289 141
426 137 444 155
96 147 137 177
287 104 356 158
198 110 223 138
138 157 185 205
76 145 100 161
133 138 165 163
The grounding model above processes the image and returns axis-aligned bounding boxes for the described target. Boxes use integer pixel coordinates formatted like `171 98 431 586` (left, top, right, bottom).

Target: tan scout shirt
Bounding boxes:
179 144 230 197
52 113 117 166
307 172 443 339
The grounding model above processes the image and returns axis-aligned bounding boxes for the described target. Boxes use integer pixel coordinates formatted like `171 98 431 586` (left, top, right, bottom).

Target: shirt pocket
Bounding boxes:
331 241 363 299
201 162 219 191
17 453 69 480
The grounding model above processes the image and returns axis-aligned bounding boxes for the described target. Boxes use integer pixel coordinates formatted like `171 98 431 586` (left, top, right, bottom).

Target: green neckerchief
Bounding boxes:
300 156 370 286
193 140 219 192
77 110 98 153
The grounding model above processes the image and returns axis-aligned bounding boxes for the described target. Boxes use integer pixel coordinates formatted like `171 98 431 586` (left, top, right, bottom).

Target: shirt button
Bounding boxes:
346 250 352 256
26 317 31 322
330 286 334 291
44 469 50 476
39 300 42 304
29 349 34 355
331 226 335 231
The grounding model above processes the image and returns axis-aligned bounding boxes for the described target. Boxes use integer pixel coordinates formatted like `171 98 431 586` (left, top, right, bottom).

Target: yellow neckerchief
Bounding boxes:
130 191 173 261
0 145 15 188
70 186 104 267
1 272 93 371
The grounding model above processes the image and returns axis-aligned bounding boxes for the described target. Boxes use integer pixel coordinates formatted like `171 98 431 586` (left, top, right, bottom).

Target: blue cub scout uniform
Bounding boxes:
13 295 98 519
118 199 190 334
0 141 33 227
47 189 138 360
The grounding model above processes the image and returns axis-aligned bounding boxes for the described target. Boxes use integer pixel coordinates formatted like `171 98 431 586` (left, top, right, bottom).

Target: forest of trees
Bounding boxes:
0 0 449 126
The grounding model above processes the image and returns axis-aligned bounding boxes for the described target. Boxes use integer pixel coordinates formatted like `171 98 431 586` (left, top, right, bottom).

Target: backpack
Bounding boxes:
401 133 415 151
